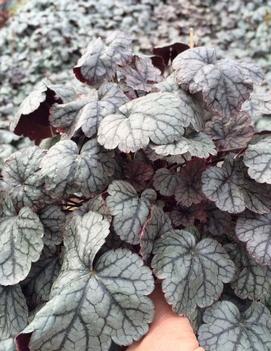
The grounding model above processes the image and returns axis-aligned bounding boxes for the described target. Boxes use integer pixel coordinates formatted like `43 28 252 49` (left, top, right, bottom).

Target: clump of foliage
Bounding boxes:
1 33 271 351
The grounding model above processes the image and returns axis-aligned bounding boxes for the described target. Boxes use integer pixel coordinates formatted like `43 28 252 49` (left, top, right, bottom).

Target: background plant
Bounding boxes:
1 32 271 351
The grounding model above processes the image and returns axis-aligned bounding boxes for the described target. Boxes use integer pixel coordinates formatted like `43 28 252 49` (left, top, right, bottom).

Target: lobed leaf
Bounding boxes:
0 285 28 349
40 139 115 198
107 181 155 244
22 246 61 309
150 132 216 159
38 205 65 247
243 137 271 184
154 74 204 131
73 34 132 85
124 159 154 191
50 83 128 138
169 204 208 227
153 168 180 197
10 79 72 141
140 205 172 261
2 146 47 209
18 212 154 351
198 301 271 351
205 112 254 151
118 55 162 92
175 159 205 207
173 47 263 118
204 205 234 238
76 195 111 220
98 92 201 153
152 229 235 315
202 156 271 214
236 212 271 266
226 243 271 302
0 197 44 285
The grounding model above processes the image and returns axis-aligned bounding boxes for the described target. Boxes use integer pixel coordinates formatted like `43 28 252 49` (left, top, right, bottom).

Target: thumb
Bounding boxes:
127 286 204 351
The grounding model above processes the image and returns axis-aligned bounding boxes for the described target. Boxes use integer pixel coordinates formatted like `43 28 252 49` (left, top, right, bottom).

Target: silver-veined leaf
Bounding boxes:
154 73 204 131
243 137 271 184
40 139 115 198
0 285 28 350
38 205 65 247
152 229 235 316
173 47 263 118
118 55 161 92
76 195 111 220
150 132 216 158
22 246 61 309
106 181 155 244
0 197 44 285
205 112 254 151
2 146 47 209
236 212 271 266
202 156 271 214
226 243 271 302
153 168 180 197
50 83 128 138
198 301 271 351
140 205 172 261
18 211 154 351
98 92 200 153
175 159 205 207
73 34 132 85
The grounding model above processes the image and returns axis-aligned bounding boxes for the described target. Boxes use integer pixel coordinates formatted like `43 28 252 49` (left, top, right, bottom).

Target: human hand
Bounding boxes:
127 286 204 351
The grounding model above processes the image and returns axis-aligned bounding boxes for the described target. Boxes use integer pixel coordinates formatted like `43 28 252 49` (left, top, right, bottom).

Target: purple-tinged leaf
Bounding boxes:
204 206 234 238
118 55 161 92
205 112 254 151
170 204 208 227
124 159 154 191
153 42 189 67
175 159 205 206
153 168 180 197
10 80 72 141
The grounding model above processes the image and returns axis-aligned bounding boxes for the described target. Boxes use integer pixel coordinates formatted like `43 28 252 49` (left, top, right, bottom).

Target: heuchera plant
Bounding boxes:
1 32 271 351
